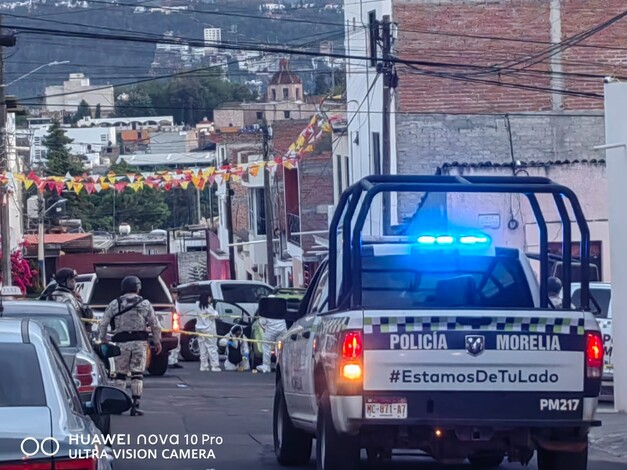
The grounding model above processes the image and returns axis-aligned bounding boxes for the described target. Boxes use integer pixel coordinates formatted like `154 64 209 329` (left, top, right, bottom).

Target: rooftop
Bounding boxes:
269 59 302 86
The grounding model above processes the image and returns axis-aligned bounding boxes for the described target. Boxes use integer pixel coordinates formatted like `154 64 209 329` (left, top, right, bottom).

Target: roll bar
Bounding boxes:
327 175 590 311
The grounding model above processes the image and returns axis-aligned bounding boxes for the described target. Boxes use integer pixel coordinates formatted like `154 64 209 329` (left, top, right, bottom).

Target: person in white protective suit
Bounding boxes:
195 292 221 372
218 325 250 371
255 309 286 373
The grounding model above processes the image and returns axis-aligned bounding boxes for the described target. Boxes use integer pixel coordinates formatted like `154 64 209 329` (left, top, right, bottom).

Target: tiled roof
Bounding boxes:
269 59 302 85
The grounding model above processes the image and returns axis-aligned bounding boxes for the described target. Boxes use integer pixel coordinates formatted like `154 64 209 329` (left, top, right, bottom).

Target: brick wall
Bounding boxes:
395 113 605 219
393 0 627 114
370 0 625 228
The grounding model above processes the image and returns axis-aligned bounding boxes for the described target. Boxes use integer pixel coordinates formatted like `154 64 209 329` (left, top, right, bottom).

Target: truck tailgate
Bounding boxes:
362 310 589 423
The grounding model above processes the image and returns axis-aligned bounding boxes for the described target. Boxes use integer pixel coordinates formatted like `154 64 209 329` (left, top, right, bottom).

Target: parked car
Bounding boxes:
0 318 131 468
45 263 180 376
249 287 306 367
176 280 273 360
0 297 118 436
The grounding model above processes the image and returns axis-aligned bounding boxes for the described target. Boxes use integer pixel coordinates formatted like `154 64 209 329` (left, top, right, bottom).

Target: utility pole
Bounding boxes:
37 193 45 287
223 135 236 279
0 17 16 286
262 120 276 286
379 15 397 235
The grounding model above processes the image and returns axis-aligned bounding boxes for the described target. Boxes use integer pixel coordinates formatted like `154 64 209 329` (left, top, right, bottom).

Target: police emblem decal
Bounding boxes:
465 335 485 356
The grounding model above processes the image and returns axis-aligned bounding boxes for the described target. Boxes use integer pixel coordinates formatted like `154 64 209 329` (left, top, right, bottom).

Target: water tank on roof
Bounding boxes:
119 223 131 235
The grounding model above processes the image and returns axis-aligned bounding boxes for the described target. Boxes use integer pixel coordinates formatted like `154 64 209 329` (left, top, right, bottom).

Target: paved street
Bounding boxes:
110 365 627 470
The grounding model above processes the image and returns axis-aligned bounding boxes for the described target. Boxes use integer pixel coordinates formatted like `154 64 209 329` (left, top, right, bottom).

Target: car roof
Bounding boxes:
0 318 46 343
0 300 72 316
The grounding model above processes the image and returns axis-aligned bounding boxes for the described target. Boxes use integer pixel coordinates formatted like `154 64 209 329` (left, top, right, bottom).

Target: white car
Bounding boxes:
570 282 613 401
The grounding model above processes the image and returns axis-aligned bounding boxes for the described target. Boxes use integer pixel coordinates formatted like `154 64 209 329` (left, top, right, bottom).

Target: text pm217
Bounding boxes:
365 397 408 419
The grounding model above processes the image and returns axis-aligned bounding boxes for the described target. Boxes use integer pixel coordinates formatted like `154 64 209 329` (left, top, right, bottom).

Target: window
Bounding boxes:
47 337 84 414
572 287 611 319
0 343 46 407
309 269 329 314
360 250 534 310
35 149 42 159
284 111 291 119
283 88 289 99
343 155 350 188
336 154 343 198
296 88 300 99
249 188 266 235
256 112 264 120
272 89 277 100
6 316 76 348
368 10 378 67
34 137 41 146
221 284 273 304
372 132 381 175
100 134 107 142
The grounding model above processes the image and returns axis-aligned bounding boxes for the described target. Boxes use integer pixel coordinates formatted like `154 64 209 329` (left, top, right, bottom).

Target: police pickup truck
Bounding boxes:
266 175 603 470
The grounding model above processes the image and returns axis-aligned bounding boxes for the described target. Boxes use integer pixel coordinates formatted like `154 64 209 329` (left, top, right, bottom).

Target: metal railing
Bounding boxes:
287 212 301 246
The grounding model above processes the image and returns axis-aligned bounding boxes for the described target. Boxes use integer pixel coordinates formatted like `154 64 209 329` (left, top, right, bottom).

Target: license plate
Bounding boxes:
365 398 407 419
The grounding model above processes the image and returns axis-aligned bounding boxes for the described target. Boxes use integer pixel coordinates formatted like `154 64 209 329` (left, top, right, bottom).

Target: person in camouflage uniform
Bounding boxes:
97 275 162 416
46 268 93 323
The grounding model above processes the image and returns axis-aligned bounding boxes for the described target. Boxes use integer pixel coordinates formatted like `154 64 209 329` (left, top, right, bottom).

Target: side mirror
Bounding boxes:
93 342 121 360
85 386 132 415
258 297 289 320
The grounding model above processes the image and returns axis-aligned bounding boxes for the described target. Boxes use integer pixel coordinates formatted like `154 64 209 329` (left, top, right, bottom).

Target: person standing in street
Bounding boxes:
168 284 183 369
97 275 162 416
255 313 286 373
195 292 221 372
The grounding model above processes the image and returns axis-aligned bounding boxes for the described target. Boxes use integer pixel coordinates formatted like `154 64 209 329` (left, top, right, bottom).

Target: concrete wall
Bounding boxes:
439 163 609 280
395 113 605 220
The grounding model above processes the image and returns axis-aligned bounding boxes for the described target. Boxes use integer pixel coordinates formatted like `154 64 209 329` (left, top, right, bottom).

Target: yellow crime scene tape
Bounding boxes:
81 318 279 345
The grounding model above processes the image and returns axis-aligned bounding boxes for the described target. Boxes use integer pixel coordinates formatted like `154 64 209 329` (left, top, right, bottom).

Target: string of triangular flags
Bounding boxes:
0 113 340 196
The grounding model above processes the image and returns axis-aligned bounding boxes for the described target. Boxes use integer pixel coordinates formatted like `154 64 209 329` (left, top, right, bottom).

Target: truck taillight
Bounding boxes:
172 311 180 333
73 356 97 394
340 331 363 381
54 458 98 470
0 461 52 469
586 331 604 378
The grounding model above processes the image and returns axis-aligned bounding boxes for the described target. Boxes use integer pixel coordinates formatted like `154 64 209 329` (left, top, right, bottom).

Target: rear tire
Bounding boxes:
180 330 200 361
468 453 505 468
537 446 588 470
273 382 312 466
316 393 360 470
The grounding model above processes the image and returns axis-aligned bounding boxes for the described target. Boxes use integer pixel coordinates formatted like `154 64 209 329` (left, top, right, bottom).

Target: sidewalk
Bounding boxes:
590 408 627 461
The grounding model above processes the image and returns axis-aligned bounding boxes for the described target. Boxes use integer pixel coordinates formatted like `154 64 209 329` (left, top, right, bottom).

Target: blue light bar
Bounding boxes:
416 233 491 246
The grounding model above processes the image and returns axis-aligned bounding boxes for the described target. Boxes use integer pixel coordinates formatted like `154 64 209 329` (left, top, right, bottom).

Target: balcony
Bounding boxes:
287 212 301 246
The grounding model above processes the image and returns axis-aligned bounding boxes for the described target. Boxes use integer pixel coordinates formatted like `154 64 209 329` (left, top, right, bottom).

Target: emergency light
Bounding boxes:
416 233 491 246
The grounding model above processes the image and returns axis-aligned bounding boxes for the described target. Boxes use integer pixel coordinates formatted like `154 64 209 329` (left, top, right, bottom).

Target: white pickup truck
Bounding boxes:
268 175 604 470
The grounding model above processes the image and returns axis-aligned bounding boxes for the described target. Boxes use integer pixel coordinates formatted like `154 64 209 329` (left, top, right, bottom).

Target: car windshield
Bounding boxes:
0 343 46 407
572 287 611 318
361 250 534 310
1 314 76 347
221 284 273 304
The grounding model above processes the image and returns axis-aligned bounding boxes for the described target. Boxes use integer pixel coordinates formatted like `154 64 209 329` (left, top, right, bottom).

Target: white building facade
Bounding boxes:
344 0 397 236
203 28 222 53
44 73 114 114
30 126 116 168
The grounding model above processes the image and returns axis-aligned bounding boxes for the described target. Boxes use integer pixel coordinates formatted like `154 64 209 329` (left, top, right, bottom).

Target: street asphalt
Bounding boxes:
110 364 627 470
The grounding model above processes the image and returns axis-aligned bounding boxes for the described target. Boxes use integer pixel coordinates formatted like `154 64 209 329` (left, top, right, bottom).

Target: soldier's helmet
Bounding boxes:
55 268 76 287
121 276 142 294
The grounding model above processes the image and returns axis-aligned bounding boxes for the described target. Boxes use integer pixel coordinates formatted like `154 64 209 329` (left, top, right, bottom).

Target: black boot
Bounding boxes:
130 397 143 416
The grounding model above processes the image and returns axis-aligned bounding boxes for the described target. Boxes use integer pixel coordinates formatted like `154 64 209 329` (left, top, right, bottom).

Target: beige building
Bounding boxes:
44 73 114 115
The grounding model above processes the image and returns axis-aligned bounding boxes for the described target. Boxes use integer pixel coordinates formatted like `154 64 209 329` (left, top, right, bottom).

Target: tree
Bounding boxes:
42 120 84 177
72 100 91 124
95 103 102 119
114 90 156 118
83 161 170 232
